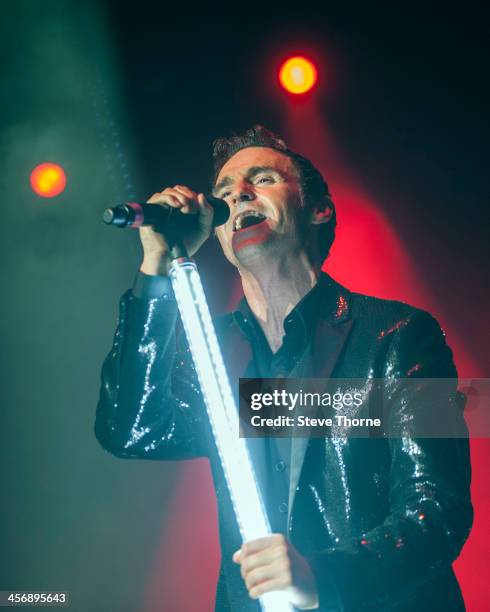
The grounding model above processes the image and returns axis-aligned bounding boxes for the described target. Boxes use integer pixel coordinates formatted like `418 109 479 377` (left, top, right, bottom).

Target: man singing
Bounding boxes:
95 126 472 611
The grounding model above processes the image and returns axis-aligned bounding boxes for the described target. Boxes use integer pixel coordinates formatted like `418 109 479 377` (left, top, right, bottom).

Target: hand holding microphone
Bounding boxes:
105 185 226 276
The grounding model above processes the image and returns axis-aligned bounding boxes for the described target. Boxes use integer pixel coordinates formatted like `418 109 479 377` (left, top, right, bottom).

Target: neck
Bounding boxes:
239 249 320 352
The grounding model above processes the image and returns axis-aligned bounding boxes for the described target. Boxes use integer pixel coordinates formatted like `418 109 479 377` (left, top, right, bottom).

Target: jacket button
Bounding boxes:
275 461 286 472
278 502 288 513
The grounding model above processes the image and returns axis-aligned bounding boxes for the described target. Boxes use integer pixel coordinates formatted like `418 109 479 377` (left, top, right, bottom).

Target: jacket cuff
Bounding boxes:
132 270 175 300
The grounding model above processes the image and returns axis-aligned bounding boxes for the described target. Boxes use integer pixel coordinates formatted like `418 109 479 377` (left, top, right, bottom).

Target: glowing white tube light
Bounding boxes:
170 258 294 612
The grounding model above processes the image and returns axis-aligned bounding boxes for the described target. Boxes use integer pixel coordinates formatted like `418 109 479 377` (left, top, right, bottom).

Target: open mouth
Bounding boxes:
233 210 267 232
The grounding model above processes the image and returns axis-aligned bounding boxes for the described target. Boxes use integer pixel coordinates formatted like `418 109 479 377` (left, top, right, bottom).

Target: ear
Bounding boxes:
310 201 333 225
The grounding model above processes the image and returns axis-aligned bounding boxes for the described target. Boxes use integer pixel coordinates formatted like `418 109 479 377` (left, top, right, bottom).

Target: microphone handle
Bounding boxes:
103 197 229 229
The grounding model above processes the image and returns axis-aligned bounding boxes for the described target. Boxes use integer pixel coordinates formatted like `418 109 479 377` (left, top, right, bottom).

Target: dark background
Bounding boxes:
1 4 488 611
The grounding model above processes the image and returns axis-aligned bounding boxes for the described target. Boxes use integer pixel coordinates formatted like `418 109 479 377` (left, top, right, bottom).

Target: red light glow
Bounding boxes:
30 163 66 198
279 56 318 94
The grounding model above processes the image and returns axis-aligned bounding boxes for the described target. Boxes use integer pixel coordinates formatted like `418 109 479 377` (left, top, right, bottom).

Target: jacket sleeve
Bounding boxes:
307 310 473 611
95 290 210 460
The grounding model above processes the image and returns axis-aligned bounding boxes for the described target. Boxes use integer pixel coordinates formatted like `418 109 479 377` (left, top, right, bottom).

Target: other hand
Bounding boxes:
233 534 319 609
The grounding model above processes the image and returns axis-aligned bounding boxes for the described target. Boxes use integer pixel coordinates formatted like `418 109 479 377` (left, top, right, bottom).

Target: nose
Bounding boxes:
230 184 255 206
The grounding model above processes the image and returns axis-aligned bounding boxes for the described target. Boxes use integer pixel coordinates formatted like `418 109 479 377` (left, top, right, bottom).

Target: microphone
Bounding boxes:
102 196 229 230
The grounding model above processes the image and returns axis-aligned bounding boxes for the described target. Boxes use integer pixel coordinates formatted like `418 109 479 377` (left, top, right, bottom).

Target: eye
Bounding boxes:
220 190 231 198
255 176 274 185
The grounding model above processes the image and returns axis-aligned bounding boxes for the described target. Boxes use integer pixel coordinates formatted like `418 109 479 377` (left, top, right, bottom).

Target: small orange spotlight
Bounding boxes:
30 163 67 198
279 56 318 94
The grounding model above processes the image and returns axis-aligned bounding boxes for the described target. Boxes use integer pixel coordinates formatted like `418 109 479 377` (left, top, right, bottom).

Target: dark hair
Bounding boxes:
212 125 337 264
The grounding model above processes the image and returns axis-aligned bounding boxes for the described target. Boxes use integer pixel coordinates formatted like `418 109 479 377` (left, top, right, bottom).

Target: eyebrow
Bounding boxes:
213 166 283 196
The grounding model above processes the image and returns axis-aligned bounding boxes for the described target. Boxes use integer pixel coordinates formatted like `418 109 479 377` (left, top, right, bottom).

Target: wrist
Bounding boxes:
140 254 171 277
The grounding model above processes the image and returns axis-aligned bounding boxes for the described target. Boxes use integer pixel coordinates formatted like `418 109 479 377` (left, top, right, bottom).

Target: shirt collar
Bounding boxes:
232 272 336 345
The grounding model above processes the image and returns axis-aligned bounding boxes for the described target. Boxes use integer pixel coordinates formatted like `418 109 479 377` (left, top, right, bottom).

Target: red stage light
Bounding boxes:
279 56 318 94
30 163 66 198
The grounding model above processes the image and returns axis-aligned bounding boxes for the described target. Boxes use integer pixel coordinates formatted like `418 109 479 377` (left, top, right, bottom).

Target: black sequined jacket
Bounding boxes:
95 273 473 612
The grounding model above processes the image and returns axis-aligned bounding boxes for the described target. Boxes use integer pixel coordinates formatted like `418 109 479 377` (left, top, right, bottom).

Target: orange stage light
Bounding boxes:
30 163 67 198
279 56 318 94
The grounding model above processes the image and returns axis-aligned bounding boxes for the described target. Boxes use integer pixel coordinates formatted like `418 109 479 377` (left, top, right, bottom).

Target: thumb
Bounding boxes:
232 549 242 564
197 193 214 223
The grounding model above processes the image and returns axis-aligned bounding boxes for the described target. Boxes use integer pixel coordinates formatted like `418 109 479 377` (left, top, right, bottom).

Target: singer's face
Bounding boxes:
213 147 307 267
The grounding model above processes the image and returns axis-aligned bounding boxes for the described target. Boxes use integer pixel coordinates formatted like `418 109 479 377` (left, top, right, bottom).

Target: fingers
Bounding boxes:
197 192 214 216
146 186 215 231
240 545 287 578
234 536 319 608
242 534 286 556
248 561 291 594
233 535 292 599
172 184 196 199
244 554 290 590
249 577 291 600
233 535 286 567
172 186 213 219
142 185 214 257
146 186 201 214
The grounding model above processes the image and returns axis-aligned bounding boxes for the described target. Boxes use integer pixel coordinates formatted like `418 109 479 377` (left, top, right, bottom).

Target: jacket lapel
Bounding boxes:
288 277 354 524
219 316 252 385
219 276 354 532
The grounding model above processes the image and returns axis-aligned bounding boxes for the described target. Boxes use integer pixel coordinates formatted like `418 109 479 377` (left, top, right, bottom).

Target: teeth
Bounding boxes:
233 211 266 231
